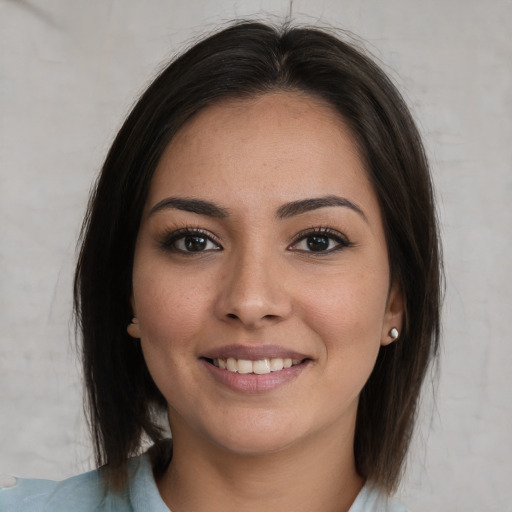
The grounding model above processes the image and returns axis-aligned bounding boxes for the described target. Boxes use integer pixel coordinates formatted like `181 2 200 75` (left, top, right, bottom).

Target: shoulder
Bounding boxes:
0 465 130 512
349 483 409 512
0 451 169 512
0 446 171 512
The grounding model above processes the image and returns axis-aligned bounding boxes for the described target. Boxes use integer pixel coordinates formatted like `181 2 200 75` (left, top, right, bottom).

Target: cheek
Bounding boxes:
297 267 389 375
133 265 212 343
300 267 388 334
303 289 383 411
133 268 214 406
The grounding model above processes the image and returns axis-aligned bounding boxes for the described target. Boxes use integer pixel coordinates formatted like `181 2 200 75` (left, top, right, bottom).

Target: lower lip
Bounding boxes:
201 359 310 393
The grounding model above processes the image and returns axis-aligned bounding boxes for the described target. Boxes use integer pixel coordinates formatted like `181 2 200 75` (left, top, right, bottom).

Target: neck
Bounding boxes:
157 421 364 512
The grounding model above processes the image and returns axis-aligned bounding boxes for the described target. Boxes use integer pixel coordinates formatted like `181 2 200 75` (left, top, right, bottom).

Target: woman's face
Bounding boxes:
130 92 403 456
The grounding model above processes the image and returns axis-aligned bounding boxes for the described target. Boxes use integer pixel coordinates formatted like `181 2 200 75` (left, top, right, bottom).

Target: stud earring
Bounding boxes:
389 327 399 340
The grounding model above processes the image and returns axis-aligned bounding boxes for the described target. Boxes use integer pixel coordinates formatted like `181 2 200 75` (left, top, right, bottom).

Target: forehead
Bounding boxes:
146 92 375 214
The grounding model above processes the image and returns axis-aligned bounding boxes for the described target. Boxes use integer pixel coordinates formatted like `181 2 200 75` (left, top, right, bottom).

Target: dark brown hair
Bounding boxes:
74 20 441 493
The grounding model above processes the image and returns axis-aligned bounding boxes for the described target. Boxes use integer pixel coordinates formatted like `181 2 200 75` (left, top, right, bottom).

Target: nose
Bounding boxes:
214 248 292 329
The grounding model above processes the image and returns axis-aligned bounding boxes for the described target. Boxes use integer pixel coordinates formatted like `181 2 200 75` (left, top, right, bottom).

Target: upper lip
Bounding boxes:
201 344 310 361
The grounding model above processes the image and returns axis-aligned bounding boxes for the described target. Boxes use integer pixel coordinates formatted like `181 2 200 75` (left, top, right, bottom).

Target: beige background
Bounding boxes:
1 0 511 510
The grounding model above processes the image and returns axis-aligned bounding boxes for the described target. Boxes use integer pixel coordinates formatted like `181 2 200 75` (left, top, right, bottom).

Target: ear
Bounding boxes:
381 281 404 346
127 317 141 339
127 296 141 339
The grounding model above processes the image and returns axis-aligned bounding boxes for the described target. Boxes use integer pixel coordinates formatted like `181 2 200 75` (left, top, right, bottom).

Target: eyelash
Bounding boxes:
158 226 354 255
158 227 222 254
289 226 354 254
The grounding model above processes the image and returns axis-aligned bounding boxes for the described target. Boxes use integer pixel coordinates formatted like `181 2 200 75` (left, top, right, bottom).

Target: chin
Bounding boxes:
203 413 311 457
212 431 300 457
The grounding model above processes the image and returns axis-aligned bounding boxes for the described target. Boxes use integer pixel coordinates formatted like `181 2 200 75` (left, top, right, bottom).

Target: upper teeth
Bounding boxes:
213 357 301 374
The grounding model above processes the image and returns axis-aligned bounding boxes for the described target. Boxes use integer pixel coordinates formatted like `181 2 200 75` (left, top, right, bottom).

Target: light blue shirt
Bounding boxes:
0 452 408 511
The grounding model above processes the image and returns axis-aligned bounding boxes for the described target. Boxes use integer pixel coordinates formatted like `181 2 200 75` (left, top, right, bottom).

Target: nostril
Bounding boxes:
226 312 278 321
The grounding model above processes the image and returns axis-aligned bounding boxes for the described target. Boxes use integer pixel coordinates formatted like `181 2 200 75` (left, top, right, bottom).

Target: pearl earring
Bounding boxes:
389 327 399 340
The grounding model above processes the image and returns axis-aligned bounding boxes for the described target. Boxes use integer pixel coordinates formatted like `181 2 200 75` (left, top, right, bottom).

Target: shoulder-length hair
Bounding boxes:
74 20 441 493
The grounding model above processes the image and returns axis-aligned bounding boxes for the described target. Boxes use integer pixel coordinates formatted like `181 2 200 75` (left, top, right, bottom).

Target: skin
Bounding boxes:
128 92 403 512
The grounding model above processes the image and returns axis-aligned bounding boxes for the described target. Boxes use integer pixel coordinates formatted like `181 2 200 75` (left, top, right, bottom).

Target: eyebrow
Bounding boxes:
148 197 230 218
276 195 367 222
148 194 367 222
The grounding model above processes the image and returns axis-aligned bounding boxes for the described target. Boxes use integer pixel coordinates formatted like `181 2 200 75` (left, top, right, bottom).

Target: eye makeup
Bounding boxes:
156 223 355 258
157 226 222 254
288 226 355 255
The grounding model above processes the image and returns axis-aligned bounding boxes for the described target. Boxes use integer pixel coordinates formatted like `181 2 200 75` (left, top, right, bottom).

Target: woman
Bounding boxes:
0 20 441 511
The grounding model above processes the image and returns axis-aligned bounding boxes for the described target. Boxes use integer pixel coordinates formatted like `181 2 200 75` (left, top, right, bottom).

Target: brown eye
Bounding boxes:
289 227 352 254
174 234 220 252
182 235 208 251
160 229 222 253
306 235 331 252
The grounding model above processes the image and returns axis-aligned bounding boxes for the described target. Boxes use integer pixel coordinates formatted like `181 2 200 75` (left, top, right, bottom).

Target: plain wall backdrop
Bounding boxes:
1 0 511 510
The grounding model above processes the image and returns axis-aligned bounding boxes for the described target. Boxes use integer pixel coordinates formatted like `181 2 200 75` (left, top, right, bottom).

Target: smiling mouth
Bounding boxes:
205 357 304 375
